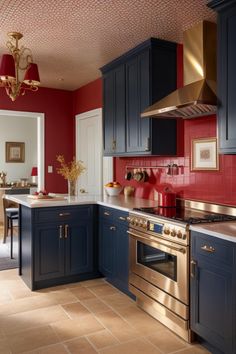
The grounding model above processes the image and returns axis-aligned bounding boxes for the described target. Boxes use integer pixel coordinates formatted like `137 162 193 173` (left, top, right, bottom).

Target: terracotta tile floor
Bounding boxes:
0 269 211 354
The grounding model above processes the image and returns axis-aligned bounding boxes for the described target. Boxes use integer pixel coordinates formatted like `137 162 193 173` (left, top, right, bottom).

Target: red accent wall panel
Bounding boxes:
0 87 73 193
73 78 102 115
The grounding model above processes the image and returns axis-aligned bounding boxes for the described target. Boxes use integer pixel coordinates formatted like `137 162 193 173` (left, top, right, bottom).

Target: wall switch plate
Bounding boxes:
48 166 53 173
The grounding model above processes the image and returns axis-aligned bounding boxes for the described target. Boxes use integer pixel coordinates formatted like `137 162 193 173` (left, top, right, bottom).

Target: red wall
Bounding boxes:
114 115 236 205
0 87 74 193
73 78 102 115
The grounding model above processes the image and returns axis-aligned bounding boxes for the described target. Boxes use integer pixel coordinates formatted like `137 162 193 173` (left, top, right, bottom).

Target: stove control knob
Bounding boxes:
164 227 170 235
177 230 183 238
127 216 131 223
135 218 139 226
138 219 143 227
171 229 177 237
142 221 148 229
182 234 187 240
131 218 135 225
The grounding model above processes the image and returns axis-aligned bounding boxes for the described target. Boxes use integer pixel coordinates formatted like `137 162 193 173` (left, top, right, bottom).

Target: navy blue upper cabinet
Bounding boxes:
103 65 126 154
191 231 236 354
209 0 236 153
101 38 177 156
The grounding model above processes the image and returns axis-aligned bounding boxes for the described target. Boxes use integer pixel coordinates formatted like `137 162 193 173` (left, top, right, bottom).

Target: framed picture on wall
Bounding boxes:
6 142 25 163
191 138 219 171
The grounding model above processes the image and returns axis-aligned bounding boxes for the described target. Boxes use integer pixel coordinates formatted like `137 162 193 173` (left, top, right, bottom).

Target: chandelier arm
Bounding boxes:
2 32 40 101
18 49 33 70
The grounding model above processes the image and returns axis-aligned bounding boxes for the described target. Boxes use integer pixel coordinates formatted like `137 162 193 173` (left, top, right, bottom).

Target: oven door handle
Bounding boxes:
127 230 186 254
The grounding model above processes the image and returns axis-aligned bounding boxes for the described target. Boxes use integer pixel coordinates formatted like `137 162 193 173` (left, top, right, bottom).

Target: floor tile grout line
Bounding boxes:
0 272 209 354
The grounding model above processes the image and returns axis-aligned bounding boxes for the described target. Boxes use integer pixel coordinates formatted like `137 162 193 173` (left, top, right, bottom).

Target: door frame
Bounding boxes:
75 108 103 195
0 109 45 190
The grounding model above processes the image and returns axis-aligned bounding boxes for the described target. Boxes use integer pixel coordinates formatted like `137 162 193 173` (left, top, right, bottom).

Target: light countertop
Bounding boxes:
190 223 236 243
5 194 158 212
6 193 236 243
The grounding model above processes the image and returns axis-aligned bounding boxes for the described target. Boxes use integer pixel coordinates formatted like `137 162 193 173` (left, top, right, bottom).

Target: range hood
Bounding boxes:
141 21 217 119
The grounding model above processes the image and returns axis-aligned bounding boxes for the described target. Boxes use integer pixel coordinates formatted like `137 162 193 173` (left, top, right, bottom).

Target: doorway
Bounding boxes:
0 109 45 270
76 108 103 195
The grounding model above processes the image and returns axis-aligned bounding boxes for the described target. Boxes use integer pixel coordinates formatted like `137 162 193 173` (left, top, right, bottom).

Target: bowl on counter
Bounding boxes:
104 185 123 196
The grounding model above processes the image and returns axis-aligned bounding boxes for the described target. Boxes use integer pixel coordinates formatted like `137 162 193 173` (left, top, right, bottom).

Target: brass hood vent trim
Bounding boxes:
142 21 217 119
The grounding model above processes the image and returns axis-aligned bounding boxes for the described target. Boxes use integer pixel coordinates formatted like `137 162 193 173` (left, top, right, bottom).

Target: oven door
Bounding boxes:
128 229 189 305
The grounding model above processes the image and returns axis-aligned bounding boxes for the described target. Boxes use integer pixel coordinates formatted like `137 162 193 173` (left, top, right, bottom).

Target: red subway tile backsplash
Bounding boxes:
114 115 236 206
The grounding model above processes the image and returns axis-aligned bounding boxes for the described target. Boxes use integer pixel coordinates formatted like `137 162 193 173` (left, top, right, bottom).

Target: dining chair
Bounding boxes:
2 197 19 259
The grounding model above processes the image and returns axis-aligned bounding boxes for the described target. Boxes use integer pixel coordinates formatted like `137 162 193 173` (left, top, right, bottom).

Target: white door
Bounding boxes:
76 108 103 195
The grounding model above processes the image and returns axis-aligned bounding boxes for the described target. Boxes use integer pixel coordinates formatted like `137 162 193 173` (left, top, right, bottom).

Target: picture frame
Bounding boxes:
6 142 25 163
191 137 219 171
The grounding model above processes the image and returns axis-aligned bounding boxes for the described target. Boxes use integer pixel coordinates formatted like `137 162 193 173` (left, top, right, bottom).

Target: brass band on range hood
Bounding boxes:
141 21 217 119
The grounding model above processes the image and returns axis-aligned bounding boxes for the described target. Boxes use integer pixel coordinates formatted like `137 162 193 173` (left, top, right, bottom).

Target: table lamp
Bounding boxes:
31 167 38 184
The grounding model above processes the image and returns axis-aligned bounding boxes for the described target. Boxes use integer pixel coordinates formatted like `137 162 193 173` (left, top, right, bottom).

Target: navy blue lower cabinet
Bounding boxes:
113 222 130 296
35 223 65 281
99 207 132 296
191 231 236 354
99 219 115 279
65 220 94 276
20 205 98 290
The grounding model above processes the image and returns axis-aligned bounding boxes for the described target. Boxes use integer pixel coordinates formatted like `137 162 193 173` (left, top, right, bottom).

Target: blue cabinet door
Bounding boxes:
65 221 93 276
191 258 233 353
99 207 132 296
126 50 150 153
114 223 130 295
99 219 115 279
103 65 126 155
209 1 236 153
191 231 235 354
103 70 114 155
34 223 65 281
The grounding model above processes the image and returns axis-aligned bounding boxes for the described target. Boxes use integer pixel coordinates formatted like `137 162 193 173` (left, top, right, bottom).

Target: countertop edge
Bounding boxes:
190 223 236 243
5 194 157 212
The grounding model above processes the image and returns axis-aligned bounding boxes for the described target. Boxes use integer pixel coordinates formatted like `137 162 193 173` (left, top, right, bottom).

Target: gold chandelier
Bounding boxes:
0 32 40 101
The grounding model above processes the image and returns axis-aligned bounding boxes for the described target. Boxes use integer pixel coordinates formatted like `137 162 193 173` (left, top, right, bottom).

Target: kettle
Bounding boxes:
158 187 176 208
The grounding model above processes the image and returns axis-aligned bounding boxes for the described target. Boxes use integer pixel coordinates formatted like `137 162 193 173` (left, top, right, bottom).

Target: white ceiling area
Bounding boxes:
0 0 216 91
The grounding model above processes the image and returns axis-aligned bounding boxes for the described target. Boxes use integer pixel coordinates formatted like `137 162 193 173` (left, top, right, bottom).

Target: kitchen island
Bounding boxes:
6 194 157 290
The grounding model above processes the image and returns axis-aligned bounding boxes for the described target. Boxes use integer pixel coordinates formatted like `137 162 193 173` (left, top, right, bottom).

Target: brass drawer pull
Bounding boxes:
119 216 126 221
59 212 70 217
59 225 63 239
201 245 215 253
64 224 69 239
110 226 116 231
190 260 197 278
104 211 110 216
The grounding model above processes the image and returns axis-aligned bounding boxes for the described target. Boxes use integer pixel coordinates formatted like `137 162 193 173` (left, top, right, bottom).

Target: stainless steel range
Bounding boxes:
128 204 236 342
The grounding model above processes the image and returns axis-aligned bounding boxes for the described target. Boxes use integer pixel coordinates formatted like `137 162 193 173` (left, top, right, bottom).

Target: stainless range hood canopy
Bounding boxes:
141 21 217 119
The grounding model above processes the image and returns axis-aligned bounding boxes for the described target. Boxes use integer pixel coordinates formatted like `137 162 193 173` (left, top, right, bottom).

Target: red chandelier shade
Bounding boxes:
24 63 40 86
0 54 16 80
31 167 38 177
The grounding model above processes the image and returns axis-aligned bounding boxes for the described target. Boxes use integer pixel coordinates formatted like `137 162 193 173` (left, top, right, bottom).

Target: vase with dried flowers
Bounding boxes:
56 155 86 196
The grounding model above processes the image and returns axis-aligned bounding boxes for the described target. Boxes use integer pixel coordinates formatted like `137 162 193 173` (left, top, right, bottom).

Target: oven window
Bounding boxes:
137 241 177 281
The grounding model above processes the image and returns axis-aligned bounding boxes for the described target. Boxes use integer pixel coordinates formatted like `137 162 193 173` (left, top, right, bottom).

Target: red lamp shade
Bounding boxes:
0 54 16 80
24 63 40 86
31 167 38 177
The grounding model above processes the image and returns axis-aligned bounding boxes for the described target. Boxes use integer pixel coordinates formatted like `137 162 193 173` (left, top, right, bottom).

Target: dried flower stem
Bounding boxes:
56 155 86 181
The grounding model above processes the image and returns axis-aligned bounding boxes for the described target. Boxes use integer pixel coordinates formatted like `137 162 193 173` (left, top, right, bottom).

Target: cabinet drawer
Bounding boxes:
99 207 114 219
34 206 91 224
99 207 128 225
113 210 128 226
192 232 234 268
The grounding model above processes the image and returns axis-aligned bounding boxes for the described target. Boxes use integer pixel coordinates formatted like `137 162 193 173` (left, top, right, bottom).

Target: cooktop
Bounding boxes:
132 206 236 224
